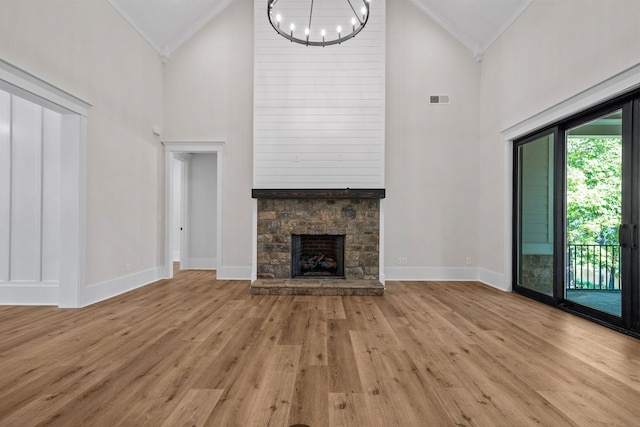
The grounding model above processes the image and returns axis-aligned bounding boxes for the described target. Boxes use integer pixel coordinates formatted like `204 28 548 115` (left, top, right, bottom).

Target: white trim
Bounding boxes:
217 266 252 280
0 59 90 116
58 115 87 308
385 267 479 282
163 141 225 153
503 138 514 296
251 199 258 282
503 62 640 140
82 267 160 307
384 266 507 291
162 141 224 280
0 283 59 306
187 258 217 270
178 155 191 270
477 268 509 292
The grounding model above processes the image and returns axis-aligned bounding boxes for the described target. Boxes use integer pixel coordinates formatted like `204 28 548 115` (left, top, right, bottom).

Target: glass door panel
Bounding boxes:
565 110 622 317
516 133 555 296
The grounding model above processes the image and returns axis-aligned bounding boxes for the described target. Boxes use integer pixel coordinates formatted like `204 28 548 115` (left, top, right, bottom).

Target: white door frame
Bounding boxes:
173 153 191 270
162 141 224 279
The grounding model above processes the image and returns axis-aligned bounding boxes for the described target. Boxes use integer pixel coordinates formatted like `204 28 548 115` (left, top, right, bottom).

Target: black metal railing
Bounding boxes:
566 244 621 290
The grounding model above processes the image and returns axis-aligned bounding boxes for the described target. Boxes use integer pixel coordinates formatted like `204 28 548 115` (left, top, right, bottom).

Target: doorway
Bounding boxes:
171 152 218 271
514 91 640 335
162 142 224 279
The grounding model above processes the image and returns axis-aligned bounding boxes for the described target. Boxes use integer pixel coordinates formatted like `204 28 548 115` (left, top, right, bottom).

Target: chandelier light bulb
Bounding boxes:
267 0 370 46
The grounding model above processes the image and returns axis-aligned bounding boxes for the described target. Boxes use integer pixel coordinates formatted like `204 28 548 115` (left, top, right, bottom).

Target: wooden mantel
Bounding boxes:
251 188 386 200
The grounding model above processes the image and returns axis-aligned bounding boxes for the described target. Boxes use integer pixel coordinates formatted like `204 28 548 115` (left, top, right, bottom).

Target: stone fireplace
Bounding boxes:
253 189 384 284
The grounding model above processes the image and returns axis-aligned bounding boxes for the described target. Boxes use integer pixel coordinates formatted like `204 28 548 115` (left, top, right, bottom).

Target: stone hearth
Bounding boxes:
250 278 384 296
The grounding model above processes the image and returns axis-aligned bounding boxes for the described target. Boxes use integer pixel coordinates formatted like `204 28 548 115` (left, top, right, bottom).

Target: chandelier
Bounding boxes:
267 0 371 47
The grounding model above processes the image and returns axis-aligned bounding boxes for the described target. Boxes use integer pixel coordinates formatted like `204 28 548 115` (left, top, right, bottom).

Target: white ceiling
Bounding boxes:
107 0 532 60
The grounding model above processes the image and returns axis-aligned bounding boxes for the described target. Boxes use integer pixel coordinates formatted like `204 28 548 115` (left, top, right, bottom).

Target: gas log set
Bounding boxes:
299 254 338 276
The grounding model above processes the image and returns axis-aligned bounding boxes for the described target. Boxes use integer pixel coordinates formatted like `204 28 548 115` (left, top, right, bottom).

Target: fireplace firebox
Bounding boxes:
291 234 345 279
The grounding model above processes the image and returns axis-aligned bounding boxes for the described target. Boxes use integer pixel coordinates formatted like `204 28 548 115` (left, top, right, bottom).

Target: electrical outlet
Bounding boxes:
397 257 408 265
466 257 472 266
125 262 131 272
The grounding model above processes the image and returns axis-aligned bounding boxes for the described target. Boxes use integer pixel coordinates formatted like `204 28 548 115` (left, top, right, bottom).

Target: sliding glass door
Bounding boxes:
514 92 640 335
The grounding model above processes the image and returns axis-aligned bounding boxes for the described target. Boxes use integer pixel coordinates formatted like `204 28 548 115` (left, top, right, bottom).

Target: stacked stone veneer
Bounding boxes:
257 199 380 280
520 254 554 294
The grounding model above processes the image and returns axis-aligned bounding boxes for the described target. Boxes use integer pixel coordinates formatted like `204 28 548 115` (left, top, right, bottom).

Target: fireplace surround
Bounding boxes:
253 189 384 281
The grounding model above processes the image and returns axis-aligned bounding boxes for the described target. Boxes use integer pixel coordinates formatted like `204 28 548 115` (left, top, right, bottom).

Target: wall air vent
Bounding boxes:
429 95 450 104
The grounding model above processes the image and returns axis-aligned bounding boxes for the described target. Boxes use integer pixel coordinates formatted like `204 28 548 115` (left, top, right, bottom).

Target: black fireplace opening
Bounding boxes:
291 234 345 279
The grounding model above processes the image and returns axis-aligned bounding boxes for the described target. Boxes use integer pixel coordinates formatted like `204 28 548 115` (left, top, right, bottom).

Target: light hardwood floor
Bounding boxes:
1 269 639 426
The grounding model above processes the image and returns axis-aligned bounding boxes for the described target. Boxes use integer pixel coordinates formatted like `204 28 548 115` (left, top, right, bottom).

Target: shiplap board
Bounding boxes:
254 0 385 189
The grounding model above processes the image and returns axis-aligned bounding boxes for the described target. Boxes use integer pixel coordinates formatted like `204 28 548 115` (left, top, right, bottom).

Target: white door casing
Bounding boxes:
162 141 224 279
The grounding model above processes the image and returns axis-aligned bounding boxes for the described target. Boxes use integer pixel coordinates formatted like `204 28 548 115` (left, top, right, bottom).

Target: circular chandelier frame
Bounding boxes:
267 0 371 47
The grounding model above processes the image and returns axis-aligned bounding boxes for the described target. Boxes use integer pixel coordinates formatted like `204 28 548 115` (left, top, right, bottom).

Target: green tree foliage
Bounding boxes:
566 137 622 246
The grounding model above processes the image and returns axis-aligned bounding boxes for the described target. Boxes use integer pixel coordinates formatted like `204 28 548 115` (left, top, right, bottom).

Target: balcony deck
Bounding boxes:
565 289 622 316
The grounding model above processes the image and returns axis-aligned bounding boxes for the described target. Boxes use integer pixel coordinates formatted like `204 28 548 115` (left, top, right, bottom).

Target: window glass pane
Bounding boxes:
565 110 622 316
517 134 554 296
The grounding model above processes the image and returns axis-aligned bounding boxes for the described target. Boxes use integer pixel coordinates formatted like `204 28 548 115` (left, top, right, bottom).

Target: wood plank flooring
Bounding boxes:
1 269 639 426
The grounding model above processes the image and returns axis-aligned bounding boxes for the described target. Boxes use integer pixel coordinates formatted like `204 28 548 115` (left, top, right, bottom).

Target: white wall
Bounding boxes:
188 153 217 269
384 0 481 281
478 0 640 289
0 0 164 304
163 0 254 278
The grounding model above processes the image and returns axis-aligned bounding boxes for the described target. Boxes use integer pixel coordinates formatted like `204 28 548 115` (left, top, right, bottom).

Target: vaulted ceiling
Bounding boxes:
107 0 532 60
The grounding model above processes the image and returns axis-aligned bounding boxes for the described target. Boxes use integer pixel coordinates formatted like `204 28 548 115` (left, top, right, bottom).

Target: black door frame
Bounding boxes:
513 88 640 337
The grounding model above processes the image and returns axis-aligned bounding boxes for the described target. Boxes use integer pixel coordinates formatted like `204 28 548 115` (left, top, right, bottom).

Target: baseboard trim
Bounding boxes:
384 267 478 282
477 268 509 291
384 267 508 291
82 267 161 307
0 282 59 305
